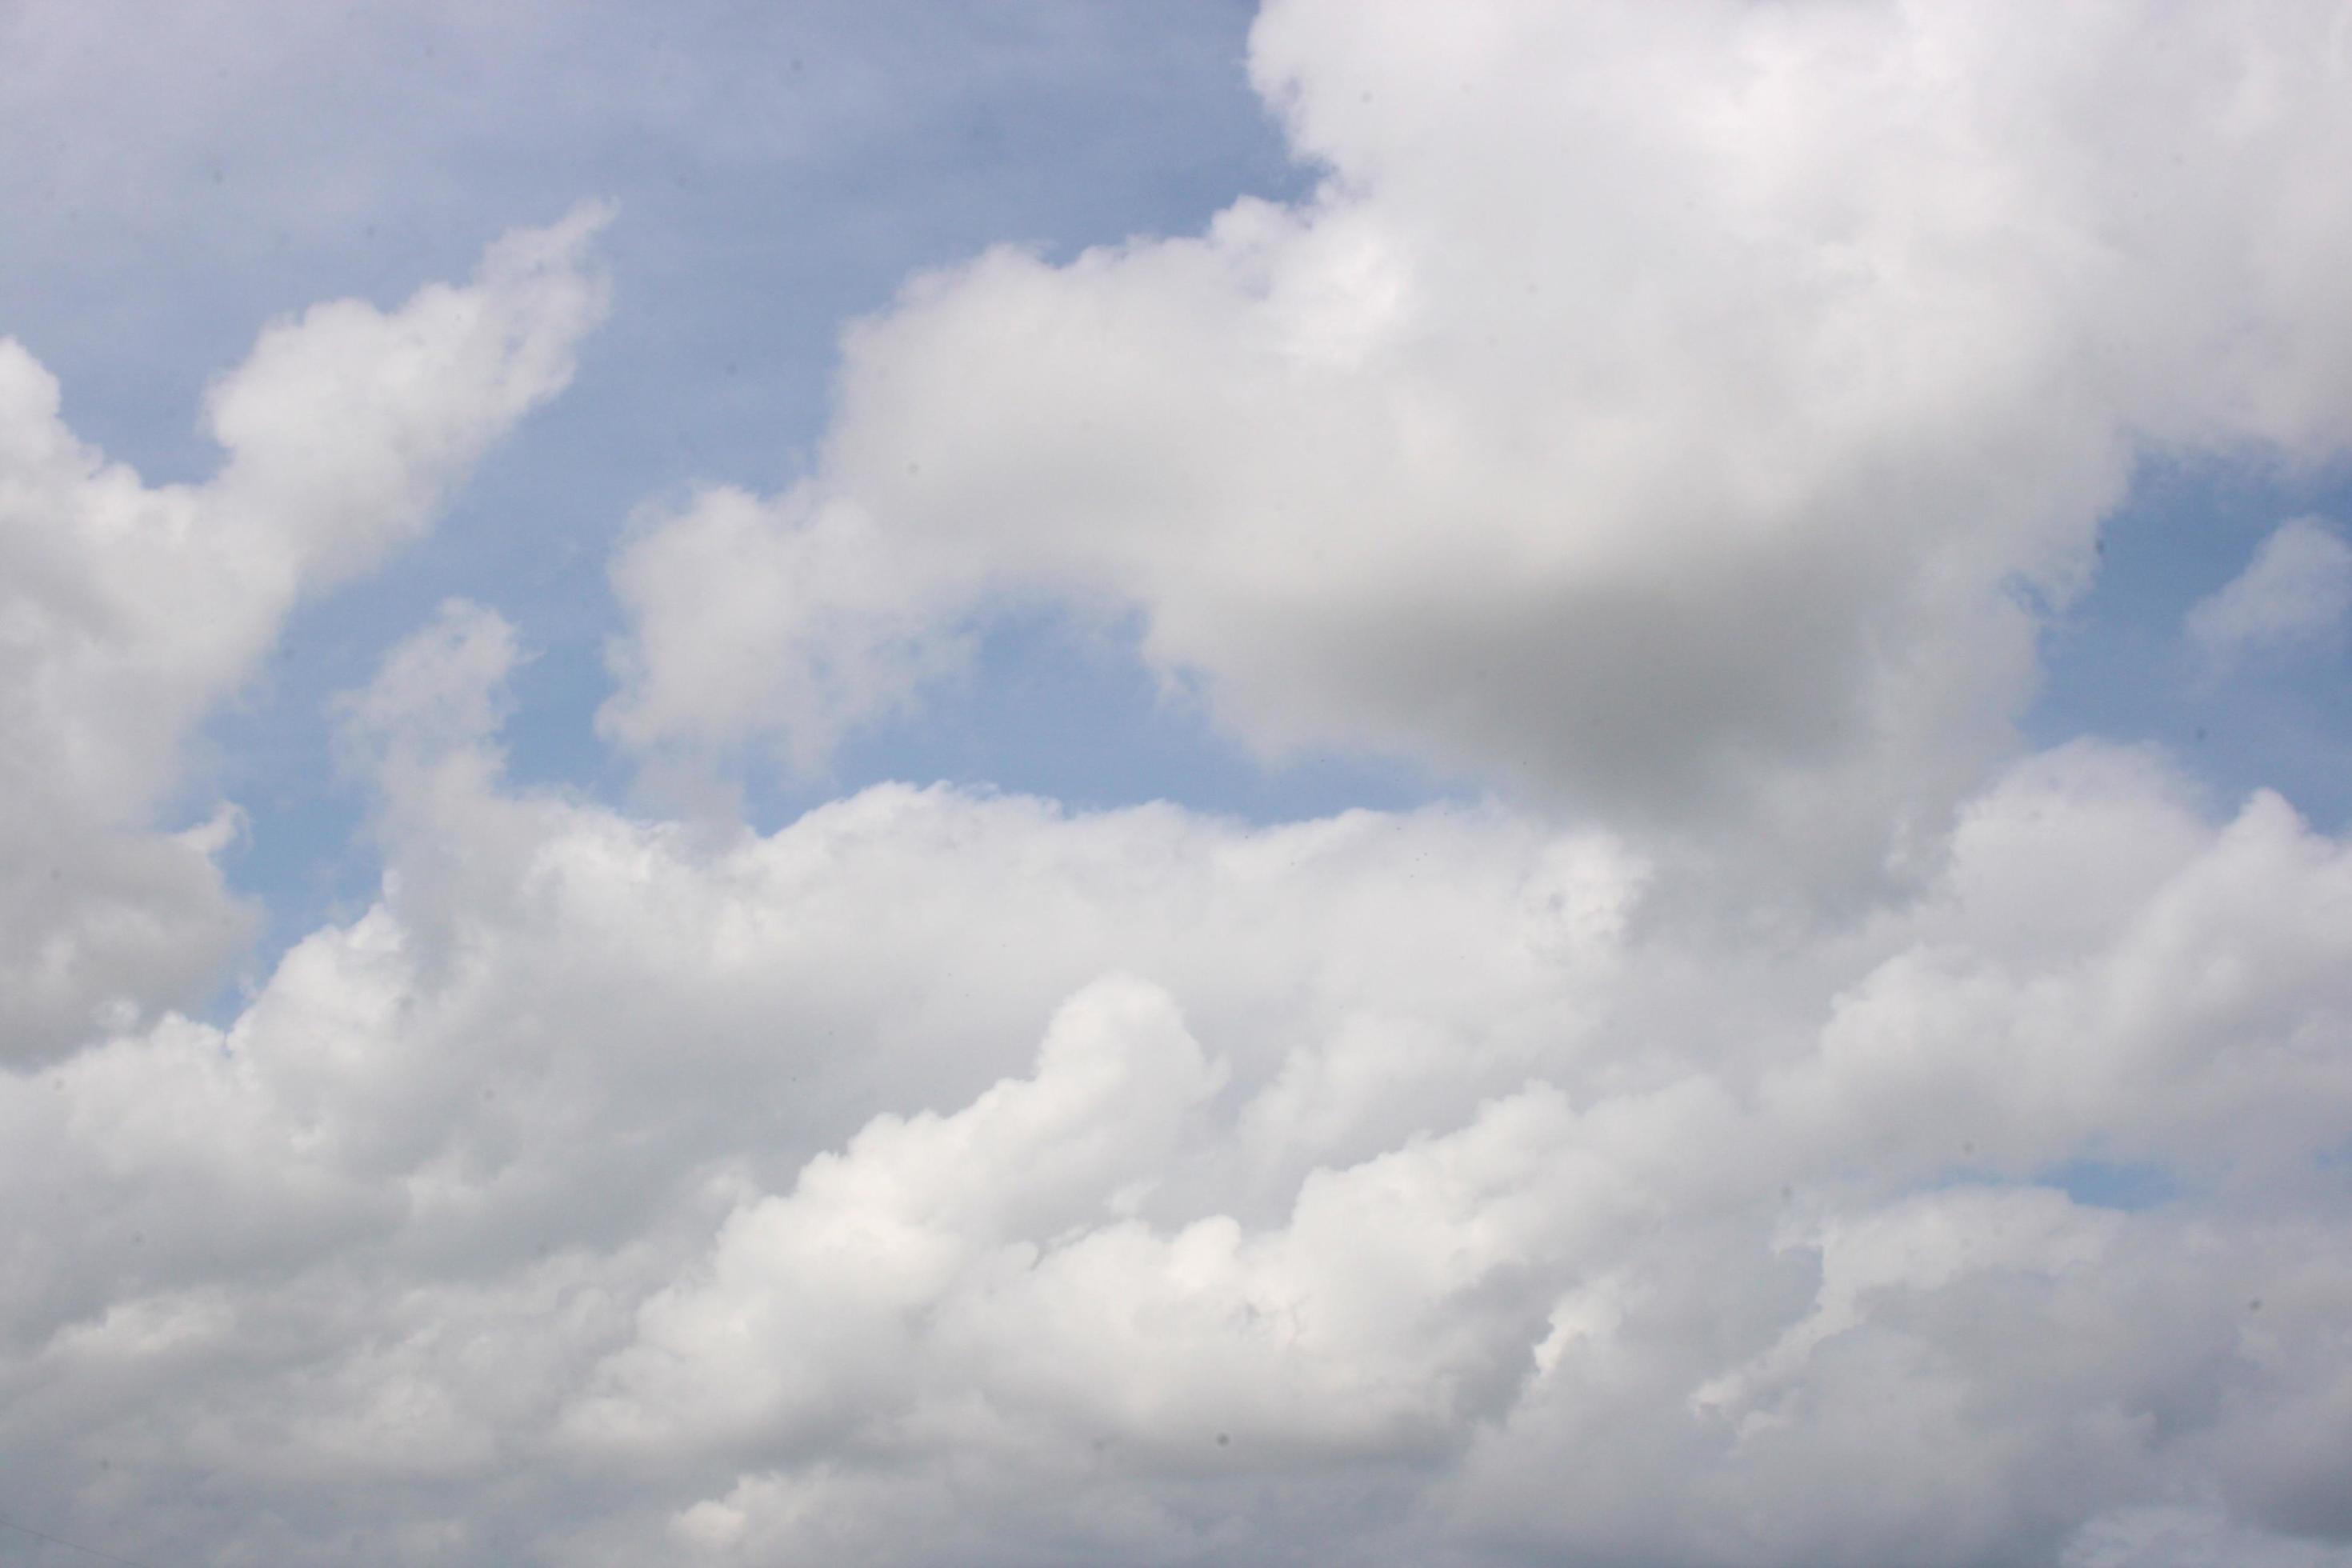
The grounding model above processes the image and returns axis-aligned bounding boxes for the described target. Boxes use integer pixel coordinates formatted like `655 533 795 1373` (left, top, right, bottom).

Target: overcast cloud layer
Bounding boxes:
6 3 2352 1566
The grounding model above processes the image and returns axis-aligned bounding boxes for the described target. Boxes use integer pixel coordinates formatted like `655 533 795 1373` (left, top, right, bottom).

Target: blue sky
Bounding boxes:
7 4 2352 1566
2031 454 2352 825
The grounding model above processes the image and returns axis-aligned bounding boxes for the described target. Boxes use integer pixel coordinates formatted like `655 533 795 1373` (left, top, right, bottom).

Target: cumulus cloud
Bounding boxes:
12 3 2352 1566
6 610 2349 1564
603 0 2352 870
2187 517 2352 672
0 205 608 1058
564 974 1228 1457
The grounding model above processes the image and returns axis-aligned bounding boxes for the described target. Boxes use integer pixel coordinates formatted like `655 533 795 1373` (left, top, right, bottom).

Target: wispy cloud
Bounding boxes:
2187 516 2352 674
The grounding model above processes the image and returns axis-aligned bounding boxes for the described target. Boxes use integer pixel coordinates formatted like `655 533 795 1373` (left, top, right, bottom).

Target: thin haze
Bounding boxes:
3 3 2352 1566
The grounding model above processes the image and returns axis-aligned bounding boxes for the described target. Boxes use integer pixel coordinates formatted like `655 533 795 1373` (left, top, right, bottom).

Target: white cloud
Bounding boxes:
0 205 608 1058
2187 517 2352 670
602 0 2352 873
564 974 1227 1457
600 484 966 774
11 4 2352 1564
6 610 2347 1563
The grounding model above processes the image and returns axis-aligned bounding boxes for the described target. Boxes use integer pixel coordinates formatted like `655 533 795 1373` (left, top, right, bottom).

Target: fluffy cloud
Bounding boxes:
603 0 2352 870
13 3 2352 1565
0 205 608 1059
2187 517 2352 671
6 610 2348 1565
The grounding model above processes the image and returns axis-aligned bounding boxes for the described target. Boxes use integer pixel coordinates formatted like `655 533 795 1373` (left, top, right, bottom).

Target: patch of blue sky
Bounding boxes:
2035 1157 2183 1214
1903 1156 2183 1214
754 605 1466 829
2026 454 2352 832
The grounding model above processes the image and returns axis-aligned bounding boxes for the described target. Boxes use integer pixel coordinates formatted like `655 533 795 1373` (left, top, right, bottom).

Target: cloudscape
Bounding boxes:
6 2 2352 1564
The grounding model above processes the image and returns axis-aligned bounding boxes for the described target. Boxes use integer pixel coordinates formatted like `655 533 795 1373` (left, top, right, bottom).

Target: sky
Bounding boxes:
3 2 2352 1566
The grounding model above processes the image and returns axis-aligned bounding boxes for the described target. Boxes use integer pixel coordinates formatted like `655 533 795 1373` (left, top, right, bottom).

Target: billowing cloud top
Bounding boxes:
6 4 2352 1568
605 0 2352 866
